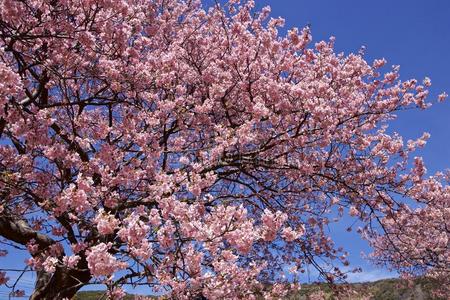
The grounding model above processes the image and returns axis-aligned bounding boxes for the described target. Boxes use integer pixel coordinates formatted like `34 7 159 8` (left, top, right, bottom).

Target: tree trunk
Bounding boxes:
30 261 91 300
0 216 91 299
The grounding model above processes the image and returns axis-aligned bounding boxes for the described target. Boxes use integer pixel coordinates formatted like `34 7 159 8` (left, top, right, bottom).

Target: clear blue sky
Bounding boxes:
253 0 450 282
2 0 450 296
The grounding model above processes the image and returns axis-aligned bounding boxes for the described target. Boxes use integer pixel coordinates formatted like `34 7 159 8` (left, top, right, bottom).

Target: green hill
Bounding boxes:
287 277 443 300
74 291 137 300
75 278 445 299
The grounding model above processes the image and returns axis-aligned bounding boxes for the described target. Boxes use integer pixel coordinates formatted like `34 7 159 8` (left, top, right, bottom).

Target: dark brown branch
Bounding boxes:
0 215 54 249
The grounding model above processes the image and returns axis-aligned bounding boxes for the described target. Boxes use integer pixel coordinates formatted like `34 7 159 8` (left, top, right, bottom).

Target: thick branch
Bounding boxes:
0 215 54 249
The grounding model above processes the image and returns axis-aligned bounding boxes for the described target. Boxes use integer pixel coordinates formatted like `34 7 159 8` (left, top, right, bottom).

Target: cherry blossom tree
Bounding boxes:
368 166 450 297
0 0 448 299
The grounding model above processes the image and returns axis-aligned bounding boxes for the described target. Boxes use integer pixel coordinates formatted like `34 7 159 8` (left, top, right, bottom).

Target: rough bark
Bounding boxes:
0 216 91 299
0 216 54 249
30 262 91 300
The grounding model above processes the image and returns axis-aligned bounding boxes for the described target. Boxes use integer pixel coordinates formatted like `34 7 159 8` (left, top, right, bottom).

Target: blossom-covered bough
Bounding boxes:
0 0 448 299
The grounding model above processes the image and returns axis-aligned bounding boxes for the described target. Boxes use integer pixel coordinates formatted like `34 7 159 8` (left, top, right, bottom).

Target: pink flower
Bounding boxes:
0 0 447 297
282 227 301 242
438 92 448 102
373 58 387 68
157 221 176 249
117 213 149 245
349 206 359 217
94 209 120 235
86 243 127 277
423 77 432 87
179 156 190 165
260 209 287 241
63 255 81 268
71 242 88 254
26 239 39 255
43 257 59 273
108 287 126 300
12 290 25 297
0 271 9 285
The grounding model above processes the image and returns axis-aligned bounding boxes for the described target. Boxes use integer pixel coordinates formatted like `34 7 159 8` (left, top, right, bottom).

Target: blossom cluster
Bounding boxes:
0 0 448 298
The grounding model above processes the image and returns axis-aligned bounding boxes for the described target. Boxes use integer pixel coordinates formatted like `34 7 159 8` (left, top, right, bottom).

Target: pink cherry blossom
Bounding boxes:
0 271 9 285
108 286 127 300
0 0 447 298
42 257 59 273
86 243 127 278
63 255 81 269
438 92 448 102
94 209 120 235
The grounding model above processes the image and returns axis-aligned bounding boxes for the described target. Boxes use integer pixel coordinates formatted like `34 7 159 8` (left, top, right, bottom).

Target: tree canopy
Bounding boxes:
0 0 448 299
